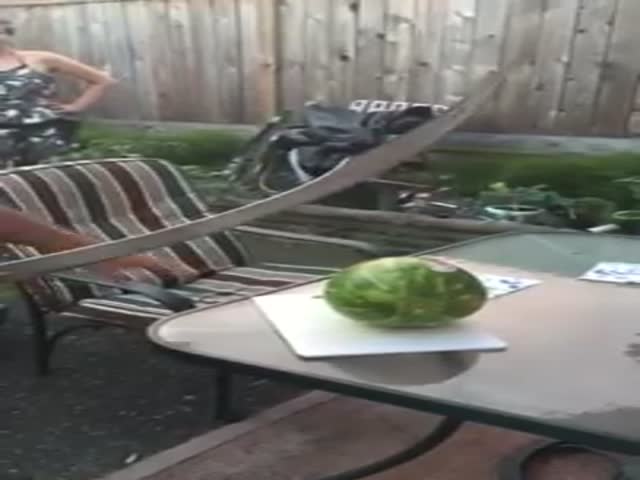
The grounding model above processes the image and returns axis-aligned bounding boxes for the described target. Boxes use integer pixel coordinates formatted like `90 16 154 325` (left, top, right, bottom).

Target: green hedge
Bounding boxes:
430 151 640 209
69 123 640 210
68 123 250 167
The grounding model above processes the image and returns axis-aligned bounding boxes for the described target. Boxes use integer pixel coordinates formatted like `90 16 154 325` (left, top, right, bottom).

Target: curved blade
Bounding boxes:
0 68 508 281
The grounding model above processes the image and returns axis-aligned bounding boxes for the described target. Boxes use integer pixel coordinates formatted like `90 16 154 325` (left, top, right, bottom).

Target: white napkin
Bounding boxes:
580 262 640 284
478 274 541 299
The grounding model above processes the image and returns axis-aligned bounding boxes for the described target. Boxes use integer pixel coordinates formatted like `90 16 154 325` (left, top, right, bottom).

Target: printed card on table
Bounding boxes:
580 262 640 284
477 274 541 299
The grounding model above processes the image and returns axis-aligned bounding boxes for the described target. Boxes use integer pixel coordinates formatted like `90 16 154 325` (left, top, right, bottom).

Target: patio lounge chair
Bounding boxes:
0 157 381 417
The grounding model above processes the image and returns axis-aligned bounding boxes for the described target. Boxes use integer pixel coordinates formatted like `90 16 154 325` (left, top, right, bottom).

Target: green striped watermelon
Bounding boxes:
324 257 487 328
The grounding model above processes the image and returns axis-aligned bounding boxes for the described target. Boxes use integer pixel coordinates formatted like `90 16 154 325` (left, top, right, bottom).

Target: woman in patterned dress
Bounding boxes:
0 18 116 168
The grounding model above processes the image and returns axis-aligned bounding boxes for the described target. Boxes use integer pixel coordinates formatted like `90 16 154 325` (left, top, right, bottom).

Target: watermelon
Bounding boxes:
323 256 487 328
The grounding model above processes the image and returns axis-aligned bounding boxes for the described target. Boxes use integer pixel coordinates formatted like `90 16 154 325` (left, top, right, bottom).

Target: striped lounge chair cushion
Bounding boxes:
59 266 319 326
0 158 249 311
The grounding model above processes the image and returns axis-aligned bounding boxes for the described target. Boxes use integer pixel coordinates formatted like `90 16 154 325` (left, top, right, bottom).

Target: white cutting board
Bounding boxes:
253 283 507 359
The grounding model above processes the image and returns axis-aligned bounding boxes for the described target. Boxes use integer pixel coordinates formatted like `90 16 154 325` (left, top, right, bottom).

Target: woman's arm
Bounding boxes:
0 207 188 279
0 206 91 253
39 52 116 113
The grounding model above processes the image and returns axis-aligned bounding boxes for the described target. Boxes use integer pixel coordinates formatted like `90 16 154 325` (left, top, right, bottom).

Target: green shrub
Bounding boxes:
66 123 251 168
430 151 640 209
65 123 640 211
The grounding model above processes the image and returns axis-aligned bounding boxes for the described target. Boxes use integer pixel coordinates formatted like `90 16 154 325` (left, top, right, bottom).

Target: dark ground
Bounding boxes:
0 297 304 480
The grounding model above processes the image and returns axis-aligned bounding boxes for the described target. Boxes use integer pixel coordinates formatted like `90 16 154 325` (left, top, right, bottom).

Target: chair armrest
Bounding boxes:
256 263 340 276
52 273 195 312
232 225 386 258
231 225 389 268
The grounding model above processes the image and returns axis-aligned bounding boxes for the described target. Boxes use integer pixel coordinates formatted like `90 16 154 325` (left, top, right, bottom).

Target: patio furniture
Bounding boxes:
149 232 640 479
0 158 380 400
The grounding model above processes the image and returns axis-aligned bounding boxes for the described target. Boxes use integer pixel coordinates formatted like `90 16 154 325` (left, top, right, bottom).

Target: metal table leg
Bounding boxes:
313 417 463 480
498 440 638 480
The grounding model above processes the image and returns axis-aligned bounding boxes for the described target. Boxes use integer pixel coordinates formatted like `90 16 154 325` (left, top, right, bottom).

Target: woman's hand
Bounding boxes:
48 101 83 114
0 207 194 283
93 254 194 282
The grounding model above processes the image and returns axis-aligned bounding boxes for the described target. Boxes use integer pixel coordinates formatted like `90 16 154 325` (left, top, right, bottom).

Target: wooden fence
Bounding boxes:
2 0 640 136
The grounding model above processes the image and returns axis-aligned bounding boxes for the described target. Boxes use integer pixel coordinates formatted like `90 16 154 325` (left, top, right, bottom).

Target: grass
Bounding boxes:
65 123 640 211
429 150 640 209
67 123 251 168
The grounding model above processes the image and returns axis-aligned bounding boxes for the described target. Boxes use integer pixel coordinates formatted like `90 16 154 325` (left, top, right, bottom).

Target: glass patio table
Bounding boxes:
148 232 640 479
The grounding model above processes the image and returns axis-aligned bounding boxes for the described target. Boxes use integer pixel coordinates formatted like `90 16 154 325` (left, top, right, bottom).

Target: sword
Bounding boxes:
0 67 510 282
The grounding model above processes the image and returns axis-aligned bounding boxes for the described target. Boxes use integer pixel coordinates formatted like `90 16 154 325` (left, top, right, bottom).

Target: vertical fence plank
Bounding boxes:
166 0 199 119
592 0 639 136
381 0 414 101
213 0 242 122
494 0 546 132
303 0 331 102
238 0 277 122
555 0 615 134
409 0 447 104
102 1 138 118
465 0 509 130
84 0 111 119
527 0 581 132
353 0 385 99
47 4 78 103
327 0 357 104
469 0 508 80
179 0 208 122
440 0 475 105
278 0 306 112
122 0 160 119
185 0 222 122
146 0 179 120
